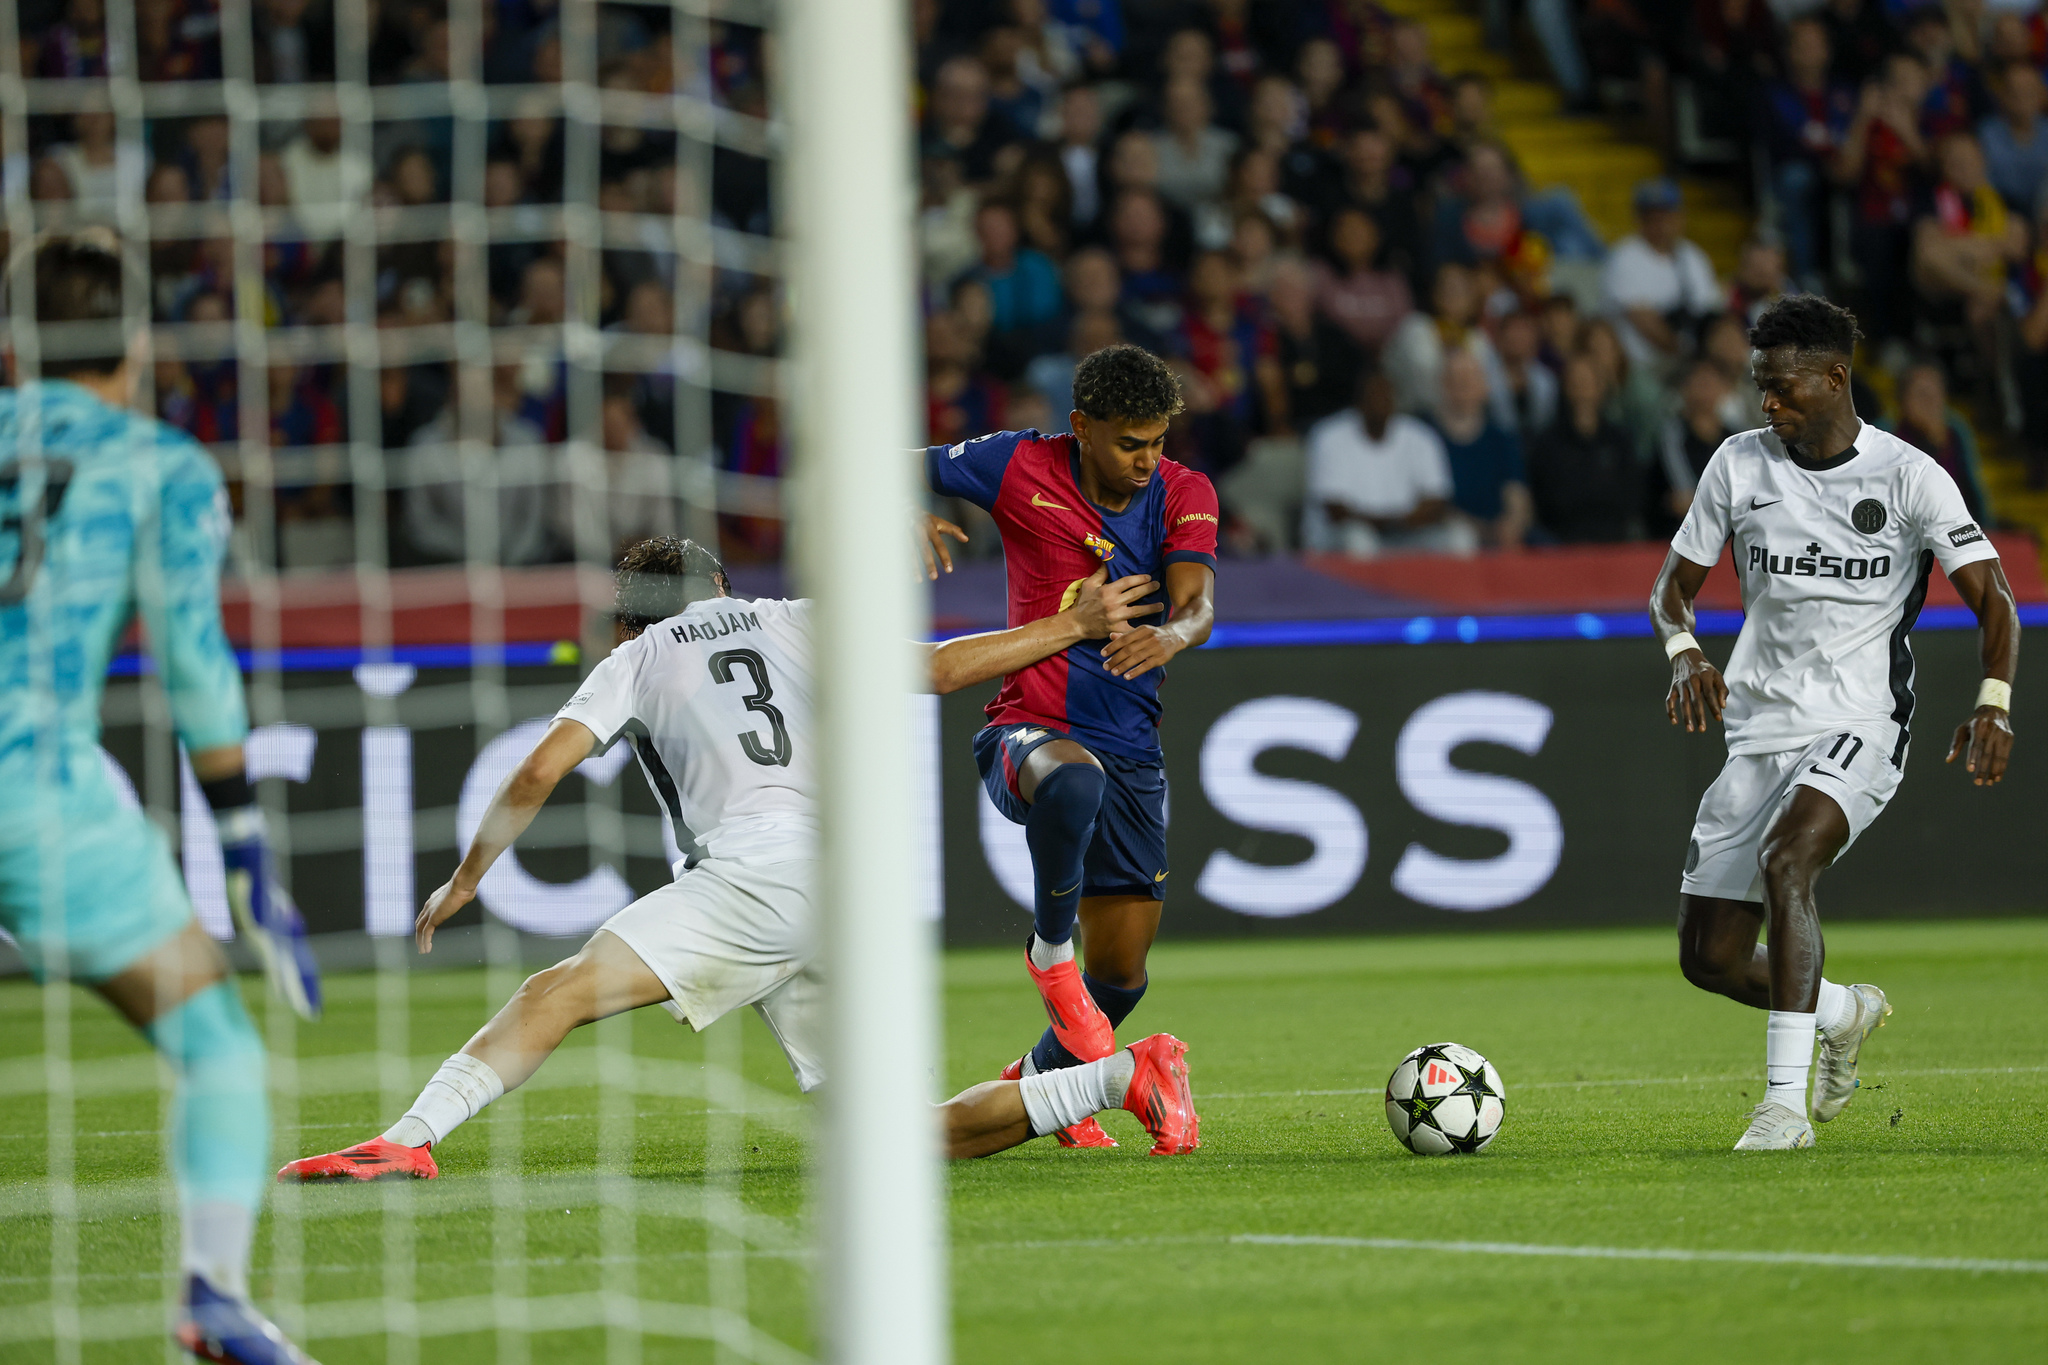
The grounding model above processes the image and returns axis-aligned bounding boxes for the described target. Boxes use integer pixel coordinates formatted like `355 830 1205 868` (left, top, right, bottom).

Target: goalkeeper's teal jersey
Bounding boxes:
0 381 247 807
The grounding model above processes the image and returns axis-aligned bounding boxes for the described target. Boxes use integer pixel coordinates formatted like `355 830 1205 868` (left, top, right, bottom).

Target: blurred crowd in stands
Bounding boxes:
1 0 2023 573
9 0 778 569
914 0 2002 560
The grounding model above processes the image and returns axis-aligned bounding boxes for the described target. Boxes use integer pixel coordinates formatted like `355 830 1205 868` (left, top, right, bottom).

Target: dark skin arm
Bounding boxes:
1651 549 1728 732
1100 561 1215 680
1943 558 2019 786
928 566 1162 694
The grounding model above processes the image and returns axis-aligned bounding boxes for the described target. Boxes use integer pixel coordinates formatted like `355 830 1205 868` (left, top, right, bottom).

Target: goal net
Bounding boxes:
0 1 940 1360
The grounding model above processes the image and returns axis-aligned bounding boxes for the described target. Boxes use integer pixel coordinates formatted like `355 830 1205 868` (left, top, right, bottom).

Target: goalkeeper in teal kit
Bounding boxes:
2 235 321 1364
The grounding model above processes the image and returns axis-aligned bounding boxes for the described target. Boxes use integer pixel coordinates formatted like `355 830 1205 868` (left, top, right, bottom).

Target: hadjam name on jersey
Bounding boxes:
671 610 763 643
1747 542 1894 580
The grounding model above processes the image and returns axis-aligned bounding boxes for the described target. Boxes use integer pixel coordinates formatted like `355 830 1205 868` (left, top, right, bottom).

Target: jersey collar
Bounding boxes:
1781 418 1865 472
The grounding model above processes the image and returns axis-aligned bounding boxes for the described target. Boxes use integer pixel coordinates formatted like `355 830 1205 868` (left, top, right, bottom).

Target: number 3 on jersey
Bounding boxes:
709 648 793 767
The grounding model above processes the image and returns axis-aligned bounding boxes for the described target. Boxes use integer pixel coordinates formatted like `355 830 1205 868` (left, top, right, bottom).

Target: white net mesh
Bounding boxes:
0 2 830 1359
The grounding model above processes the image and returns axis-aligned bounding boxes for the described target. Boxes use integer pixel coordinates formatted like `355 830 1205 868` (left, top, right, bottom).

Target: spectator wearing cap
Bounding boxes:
1600 178 1719 371
1979 62 2048 212
1302 370 1476 557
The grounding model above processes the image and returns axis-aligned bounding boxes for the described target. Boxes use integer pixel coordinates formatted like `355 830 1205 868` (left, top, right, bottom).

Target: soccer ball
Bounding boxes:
1384 1042 1505 1155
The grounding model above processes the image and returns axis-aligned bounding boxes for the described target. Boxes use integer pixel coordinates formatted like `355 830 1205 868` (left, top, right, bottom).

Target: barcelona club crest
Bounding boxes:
1083 533 1116 561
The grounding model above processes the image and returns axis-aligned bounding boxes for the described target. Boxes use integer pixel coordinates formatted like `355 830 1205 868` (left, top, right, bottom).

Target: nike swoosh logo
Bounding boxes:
1806 765 1841 779
1750 497 1783 510
1031 493 1071 511
1053 883 1080 897
1154 870 1169 882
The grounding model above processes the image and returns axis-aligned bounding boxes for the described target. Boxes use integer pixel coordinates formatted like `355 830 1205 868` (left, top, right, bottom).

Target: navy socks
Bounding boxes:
1023 762 1105 948
1029 971 1149 1072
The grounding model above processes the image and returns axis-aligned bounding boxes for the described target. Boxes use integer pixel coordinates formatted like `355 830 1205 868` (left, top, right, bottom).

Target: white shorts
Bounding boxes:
599 857 825 1092
1680 726 1905 903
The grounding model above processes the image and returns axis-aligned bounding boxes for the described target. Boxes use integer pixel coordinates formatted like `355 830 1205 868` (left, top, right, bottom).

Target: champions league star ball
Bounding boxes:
1384 1043 1506 1155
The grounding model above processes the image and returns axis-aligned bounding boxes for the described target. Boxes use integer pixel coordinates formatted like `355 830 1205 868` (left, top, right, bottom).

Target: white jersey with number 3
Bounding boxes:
555 596 818 864
1671 420 1999 761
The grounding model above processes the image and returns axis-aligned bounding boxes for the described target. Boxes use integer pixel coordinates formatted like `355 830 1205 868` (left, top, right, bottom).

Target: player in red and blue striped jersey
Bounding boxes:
926 344 1216 1148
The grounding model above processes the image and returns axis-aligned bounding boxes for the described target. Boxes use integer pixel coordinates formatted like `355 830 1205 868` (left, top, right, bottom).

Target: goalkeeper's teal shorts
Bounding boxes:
0 759 195 983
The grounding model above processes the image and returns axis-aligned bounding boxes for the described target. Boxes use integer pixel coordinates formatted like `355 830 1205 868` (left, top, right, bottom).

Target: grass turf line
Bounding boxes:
0 919 2044 1362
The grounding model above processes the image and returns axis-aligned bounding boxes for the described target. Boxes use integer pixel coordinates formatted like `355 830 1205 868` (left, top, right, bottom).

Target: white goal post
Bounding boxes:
786 2 950 1364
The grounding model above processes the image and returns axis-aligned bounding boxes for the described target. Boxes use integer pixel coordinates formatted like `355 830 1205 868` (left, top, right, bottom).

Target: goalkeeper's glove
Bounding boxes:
206 775 322 1022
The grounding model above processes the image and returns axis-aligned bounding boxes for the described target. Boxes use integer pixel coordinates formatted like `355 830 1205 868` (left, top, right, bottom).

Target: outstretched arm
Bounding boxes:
1651 549 1728 733
1099 561 1215 681
928 566 1163 694
416 718 598 951
1944 558 2019 786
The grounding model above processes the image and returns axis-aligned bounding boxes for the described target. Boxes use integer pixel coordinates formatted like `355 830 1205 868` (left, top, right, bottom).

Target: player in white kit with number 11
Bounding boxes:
280 537 1198 1182
1650 296 2019 1151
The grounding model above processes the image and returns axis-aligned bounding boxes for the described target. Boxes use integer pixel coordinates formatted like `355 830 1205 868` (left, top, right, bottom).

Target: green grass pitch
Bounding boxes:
3 918 2046 1362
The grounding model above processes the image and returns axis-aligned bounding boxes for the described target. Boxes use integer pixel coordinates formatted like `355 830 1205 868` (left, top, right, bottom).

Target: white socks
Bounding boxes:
1028 934 1075 972
1017 1049 1135 1136
1765 1011 1817 1115
182 1199 255 1298
1814 978 1857 1039
383 1052 506 1148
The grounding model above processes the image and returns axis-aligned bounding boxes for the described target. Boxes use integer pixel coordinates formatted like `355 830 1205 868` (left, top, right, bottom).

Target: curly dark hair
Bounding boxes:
614 536 730 632
1748 294 1862 361
1070 343 1185 424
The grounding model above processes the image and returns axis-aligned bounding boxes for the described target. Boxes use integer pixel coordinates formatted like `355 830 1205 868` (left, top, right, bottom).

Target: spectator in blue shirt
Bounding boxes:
1045 0 1123 77
1979 61 2048 212
1433 349 1531 548
965 199 1065 338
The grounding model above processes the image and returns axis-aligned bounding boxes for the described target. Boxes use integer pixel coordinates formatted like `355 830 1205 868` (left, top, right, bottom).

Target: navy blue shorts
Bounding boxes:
972 723 1169 901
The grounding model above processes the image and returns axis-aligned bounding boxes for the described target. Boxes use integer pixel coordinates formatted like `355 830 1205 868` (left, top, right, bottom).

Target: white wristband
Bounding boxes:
1664 631 1701 660
1977 678 2012 712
